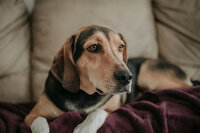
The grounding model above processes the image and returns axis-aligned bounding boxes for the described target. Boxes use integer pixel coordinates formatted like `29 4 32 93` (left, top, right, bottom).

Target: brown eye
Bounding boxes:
119 44 125 52
87 44 100 53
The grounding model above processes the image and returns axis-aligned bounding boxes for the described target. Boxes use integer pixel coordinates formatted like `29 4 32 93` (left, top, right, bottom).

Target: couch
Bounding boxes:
0 0 199 103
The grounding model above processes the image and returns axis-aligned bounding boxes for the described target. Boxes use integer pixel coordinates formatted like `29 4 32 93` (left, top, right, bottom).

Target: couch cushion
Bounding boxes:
153 0 200 80
0 0 31 102
32 0 158 100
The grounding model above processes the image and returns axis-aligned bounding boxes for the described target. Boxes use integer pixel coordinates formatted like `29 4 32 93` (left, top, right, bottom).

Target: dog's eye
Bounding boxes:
87 44 100 53
119 44 125 52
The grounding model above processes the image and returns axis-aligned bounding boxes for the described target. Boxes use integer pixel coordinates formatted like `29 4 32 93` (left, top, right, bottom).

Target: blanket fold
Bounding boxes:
0 86 200 133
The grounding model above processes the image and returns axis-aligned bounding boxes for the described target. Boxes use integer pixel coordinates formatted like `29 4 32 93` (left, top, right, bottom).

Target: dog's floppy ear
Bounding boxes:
51 35 80 92
118 33 128 63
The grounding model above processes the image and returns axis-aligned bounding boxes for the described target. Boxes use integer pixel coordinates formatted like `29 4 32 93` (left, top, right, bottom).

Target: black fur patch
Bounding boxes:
71 35 76 54
191 80 200 86
73 26 111 62
126 58 146 103
45 71 112 112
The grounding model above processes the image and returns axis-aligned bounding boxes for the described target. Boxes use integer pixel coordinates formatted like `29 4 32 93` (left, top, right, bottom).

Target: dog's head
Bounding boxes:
51 25 132 95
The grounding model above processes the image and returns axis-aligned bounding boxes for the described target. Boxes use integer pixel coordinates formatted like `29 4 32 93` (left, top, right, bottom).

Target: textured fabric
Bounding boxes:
0 0 31 102
152 0 200 80
0 71 30 103
32 0 158 100
0 86 200 133
100 86 200 133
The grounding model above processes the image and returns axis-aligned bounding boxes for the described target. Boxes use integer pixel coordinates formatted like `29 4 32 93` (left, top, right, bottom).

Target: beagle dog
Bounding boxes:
25 25 190 133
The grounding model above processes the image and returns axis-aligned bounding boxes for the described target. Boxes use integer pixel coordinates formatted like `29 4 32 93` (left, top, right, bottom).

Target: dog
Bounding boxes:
25 25 190 133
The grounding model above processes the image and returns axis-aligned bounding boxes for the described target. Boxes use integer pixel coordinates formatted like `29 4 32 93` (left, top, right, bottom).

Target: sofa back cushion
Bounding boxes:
0 0 31 102
153 0 200 80
32 0 158 100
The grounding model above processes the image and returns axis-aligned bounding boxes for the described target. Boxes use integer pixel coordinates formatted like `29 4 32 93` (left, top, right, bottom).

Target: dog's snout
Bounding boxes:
114 69 132 85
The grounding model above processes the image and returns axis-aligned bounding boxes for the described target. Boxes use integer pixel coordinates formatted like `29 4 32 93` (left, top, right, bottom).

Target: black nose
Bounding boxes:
114 69 132 85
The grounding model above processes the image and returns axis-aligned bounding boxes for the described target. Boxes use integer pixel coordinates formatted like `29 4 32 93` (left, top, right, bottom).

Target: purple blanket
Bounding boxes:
0 86 200 133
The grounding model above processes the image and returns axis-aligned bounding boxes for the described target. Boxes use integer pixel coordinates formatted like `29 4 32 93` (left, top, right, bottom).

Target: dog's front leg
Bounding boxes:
25 94 63 133
73 109 108 133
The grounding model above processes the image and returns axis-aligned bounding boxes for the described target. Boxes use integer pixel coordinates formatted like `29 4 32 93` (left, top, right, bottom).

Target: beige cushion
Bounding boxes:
32 0 158 100
153 0 200 80
0 71 30 103
0 0 31 102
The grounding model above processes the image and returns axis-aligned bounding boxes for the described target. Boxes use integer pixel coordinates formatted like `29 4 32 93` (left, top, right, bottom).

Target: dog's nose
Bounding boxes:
114 69 132 85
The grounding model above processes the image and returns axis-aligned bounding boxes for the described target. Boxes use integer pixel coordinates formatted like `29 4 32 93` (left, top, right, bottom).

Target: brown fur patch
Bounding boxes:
24 94 63 127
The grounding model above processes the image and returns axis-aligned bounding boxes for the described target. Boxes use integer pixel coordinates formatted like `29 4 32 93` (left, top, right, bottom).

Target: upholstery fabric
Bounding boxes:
0 0 31 102
153 0 200 80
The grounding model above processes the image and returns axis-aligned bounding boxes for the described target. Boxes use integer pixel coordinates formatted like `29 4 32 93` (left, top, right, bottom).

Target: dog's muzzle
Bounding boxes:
96 69 133 95
114 69 133 93
114 69 132 85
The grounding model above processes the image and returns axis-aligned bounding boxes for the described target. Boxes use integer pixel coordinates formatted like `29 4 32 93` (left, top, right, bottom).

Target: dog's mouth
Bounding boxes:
116 87 131 94
96 84 132 95
96 88 104 94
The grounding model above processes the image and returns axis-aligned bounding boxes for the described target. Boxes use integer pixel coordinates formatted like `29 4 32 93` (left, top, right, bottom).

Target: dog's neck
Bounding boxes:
44 71 113 113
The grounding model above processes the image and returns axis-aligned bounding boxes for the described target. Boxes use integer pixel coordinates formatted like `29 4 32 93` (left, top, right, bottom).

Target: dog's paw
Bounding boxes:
73 109 108 133
31 116 49 133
